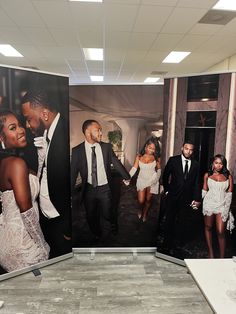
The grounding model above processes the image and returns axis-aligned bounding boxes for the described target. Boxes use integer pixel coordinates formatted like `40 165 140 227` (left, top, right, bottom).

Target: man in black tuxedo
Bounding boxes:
71 120 130 240
21 89 71 258
161 140 201 252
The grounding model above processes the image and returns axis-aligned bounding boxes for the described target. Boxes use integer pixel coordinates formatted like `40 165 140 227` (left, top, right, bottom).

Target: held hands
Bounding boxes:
190 200 200 210
123 179 130 186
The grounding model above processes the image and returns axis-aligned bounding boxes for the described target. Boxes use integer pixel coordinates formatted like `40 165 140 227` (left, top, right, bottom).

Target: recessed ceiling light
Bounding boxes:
69 0 102 2
144 77 160 83
213 0 236 11
0 45 23 57
162 51 190 63
90 75 104 82
83 48 103 61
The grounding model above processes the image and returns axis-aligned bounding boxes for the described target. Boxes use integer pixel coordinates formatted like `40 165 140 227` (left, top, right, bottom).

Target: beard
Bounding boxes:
35 118 46 137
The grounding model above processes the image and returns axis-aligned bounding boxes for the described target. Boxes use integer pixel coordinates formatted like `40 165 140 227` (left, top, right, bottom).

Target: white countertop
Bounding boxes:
185 258 236 314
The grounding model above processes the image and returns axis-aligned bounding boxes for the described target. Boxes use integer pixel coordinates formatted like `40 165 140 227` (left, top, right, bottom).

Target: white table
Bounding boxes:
185 258 236 314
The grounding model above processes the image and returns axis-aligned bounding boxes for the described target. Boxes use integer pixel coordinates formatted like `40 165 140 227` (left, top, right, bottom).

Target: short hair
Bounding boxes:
21 88 56 112
183 139 195 147
82 119 99 134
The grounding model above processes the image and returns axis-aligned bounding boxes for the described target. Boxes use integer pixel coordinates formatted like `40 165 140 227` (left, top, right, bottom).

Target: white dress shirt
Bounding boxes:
85 140 108 186
181 154 191 173
39 113 60 219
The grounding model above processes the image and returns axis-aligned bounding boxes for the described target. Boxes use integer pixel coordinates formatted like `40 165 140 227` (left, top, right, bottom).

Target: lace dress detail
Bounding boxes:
203 178 230 222
136 160 160 194
0 174 50 272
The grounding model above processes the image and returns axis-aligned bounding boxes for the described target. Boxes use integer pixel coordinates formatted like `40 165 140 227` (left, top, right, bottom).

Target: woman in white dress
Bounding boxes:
202 154 233 258
129 137 161 222
0 110 49 272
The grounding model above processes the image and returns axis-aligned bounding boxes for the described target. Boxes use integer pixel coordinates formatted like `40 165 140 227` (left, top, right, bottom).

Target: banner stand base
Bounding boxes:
32 269 41 277
155 251 185 266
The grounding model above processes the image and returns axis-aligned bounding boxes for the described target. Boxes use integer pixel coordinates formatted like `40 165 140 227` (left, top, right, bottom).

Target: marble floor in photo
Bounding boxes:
0 253 213 314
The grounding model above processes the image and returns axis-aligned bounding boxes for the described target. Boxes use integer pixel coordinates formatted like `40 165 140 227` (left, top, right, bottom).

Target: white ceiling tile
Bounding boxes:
0 9 16 27
78 31 103 48
133 5 173 33
189 23 223 35
50 28 79 46
104 4 139 31
37 46 83 60
33 0 74 28
105 31 130 49
0 27 32 45
104 60 122 71
175 34 210 51
128 33 156 51
104 0 140 4
216 18 236 36
177 0 217 9
21 27 56 46
11 45 45 59
151 33 184 51
0 0 45 27
144 51 167 62
86 60 103 75
141 0 178 6
69 2 104 30
161 8 207 33
105 48 125 62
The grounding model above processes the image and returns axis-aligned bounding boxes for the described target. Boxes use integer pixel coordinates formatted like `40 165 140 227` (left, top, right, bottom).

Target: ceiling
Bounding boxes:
1 0 236 86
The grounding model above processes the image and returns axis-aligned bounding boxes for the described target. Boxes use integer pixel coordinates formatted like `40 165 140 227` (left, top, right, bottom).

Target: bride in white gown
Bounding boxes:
202 154 234 258
128 137 161 222
0 110 49 272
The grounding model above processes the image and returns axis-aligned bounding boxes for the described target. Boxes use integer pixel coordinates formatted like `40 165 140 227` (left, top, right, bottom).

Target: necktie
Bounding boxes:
91 146 98 187
184 160 188 180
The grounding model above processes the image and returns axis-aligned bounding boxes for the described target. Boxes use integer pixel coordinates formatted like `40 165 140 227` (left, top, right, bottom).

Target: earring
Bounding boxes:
1 141 5 150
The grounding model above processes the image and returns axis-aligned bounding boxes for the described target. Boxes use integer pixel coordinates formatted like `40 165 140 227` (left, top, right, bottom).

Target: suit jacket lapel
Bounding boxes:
81 142 88 176
177 155 184 176
100 142 108 171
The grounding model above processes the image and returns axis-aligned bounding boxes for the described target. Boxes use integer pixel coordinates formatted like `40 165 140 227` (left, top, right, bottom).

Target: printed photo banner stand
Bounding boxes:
73 247 185 266
0 252 73 282
0 64 73 282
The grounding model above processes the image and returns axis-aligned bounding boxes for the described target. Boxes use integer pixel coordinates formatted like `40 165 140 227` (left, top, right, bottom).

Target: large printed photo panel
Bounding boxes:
156 72 236 260
0 65 71 278
70 85 163 248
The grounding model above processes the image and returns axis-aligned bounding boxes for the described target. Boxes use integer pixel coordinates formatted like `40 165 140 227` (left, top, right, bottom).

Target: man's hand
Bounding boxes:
190 200 200 210
123 179 130 186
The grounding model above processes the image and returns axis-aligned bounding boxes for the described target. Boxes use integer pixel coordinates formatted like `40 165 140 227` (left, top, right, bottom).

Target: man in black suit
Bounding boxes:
21 89 71 258
161 140 201 252
71 120 130 240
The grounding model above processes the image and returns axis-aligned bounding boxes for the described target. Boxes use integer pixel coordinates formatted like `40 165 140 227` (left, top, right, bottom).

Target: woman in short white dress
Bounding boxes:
0 110 49 272
129 137 161 222
202 154 233 258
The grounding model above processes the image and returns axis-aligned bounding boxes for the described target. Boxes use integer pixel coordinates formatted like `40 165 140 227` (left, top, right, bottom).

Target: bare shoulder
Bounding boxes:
204 172 209 179
5 156 28 174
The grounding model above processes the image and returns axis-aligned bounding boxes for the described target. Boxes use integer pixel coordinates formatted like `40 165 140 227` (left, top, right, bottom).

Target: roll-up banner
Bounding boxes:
0 65 72 280
70 85 163 249
156 72 236 260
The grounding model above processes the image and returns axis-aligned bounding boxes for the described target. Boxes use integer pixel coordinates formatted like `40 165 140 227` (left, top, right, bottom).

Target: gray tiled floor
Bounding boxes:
0 253 213 314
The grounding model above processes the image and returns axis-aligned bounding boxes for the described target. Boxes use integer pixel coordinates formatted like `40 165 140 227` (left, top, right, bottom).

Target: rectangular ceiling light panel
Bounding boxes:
162 51 190 63
90 75 104 81
0 44 23 57
144 77 160 83
83 48 103 61
213 0 236 11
